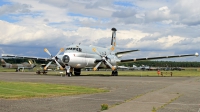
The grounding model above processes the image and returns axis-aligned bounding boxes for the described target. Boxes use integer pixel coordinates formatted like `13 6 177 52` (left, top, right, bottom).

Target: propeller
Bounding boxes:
92 48 115 71
44 48 64 70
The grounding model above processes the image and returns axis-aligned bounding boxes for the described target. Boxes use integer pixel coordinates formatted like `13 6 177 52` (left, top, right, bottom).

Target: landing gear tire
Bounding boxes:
67 73 71 77
74 68 81 76
111 70 118 76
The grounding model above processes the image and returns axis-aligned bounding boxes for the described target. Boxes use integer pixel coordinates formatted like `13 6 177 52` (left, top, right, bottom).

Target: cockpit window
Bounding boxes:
66 47 82 52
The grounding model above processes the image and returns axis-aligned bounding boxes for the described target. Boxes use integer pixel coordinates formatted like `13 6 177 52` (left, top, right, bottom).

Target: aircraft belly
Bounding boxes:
69 56 86 68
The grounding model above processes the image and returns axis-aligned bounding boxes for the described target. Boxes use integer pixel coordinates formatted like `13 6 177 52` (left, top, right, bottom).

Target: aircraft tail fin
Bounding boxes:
28 59 37 68
1 59 7 65
28 59 37 64
110 28 117 52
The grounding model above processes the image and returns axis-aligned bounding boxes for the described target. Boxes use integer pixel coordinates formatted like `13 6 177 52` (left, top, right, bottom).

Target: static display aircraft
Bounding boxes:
128 65 139 70
117 65 129 70
1 59 36 72
2 28 199 76
36 63 57 74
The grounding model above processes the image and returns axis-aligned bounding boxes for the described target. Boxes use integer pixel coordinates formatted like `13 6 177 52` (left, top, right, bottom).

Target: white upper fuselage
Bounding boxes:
57 44 120 68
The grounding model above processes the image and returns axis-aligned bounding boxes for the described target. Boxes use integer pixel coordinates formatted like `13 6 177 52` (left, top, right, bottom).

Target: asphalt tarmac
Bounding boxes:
0 72 200 112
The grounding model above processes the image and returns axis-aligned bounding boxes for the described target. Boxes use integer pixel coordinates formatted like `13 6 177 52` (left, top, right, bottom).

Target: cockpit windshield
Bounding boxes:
66 47 82 52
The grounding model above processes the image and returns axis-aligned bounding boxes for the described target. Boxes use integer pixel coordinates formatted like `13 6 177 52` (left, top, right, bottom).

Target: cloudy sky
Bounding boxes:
0 0 199 61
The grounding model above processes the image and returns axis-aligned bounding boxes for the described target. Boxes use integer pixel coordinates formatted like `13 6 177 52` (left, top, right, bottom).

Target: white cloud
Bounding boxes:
157 35 184 48
144 6 178 23
0 3 31 15
0 0 199 61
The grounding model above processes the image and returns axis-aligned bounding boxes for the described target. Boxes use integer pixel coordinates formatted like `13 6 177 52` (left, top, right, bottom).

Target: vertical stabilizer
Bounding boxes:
1 59 7 65
110 28 117 51
28 59 33 65
28 59 36 67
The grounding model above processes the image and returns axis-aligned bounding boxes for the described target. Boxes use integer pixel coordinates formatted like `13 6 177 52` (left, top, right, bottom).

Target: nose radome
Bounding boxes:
62 55 70 63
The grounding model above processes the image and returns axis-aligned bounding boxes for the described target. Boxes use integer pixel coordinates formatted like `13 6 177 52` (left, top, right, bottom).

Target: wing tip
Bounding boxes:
195 52 199 57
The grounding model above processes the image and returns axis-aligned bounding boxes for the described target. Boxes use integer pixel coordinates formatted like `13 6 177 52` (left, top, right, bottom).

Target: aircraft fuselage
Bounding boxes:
57 44 120 69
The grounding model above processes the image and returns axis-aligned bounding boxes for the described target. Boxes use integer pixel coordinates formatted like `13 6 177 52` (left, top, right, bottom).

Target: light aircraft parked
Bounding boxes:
2 28 199 76
117 65 129 70
128 65 141 70
1 58 36 72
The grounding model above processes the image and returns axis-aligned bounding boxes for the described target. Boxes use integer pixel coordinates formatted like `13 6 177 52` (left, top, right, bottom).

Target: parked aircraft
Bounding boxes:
1 58 36 72
128 65 139 70
36 63 57 74
2 28 199 76
117 65 129 70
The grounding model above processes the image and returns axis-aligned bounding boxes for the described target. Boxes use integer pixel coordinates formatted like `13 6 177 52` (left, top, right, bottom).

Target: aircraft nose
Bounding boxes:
62 55 70 63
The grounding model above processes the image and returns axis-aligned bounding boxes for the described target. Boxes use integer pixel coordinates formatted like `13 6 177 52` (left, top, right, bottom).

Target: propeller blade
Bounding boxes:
56 48 65 56
44 61 52 70
44 48 52 57
104 60 115 71
92 48 101 56
93 61 102 71
55 60 64 70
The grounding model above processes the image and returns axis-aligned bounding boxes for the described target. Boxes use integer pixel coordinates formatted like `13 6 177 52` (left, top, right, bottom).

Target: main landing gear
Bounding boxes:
74 68 81 76
111 70 118 76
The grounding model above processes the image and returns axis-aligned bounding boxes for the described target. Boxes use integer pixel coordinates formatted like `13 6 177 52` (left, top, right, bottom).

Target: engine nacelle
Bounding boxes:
116 54 123 58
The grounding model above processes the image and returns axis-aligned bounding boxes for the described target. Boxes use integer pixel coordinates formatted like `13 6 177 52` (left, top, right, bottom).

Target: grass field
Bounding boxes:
0 67 199 99
46 67 200 77
0 81 108 99
0 66 200 77
79 70 200 77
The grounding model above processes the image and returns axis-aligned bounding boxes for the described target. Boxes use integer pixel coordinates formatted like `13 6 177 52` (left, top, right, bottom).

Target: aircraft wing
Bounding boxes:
120 52 199 62
1 54 52 61
116 49 139 55
115 49 139 58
